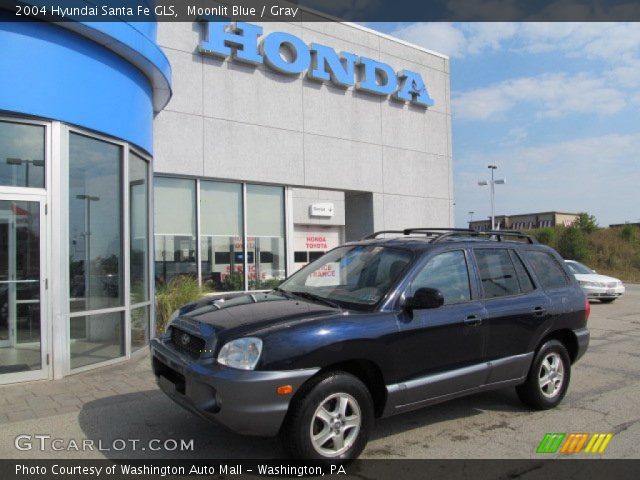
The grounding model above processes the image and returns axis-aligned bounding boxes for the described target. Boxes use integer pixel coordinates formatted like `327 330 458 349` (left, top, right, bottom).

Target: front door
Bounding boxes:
0 197 48 383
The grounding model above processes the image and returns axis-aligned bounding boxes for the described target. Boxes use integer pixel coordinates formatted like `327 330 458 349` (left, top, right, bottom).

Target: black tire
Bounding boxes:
280 371 374 460
600 298 616 304
516 339 571 410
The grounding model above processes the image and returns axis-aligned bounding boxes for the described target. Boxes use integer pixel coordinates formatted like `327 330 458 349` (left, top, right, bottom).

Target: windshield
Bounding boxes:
278 245 413 309
566 261 594 275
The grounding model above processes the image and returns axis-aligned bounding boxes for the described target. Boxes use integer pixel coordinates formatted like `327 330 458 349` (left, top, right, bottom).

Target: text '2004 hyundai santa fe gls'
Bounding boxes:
150 228 590 460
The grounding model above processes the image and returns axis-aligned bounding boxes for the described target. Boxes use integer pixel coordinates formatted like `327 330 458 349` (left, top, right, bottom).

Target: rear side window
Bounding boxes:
474 249 521 298
521 250 570 290
509 250 535 293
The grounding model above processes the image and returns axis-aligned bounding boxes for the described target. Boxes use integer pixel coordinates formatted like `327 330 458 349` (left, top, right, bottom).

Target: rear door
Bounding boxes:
395 248 488 403
471 247 551 384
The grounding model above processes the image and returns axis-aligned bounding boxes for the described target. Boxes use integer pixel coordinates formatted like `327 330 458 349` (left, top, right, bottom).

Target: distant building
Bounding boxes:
609 222 640 228
469 212 579 231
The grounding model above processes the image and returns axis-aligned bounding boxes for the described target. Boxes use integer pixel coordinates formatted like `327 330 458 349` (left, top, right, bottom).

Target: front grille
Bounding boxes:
170 327 206 359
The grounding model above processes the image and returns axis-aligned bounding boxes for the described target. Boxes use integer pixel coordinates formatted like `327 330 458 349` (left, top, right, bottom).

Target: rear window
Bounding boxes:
474 249 521 298
521 250 570 290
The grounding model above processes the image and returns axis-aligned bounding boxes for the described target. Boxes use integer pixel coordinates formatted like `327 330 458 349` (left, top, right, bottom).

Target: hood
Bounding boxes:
174 292 341 340
573 273 622 284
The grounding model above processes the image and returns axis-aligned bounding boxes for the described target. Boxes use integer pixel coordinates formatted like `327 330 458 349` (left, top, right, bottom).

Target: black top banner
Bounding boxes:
1 0 640 22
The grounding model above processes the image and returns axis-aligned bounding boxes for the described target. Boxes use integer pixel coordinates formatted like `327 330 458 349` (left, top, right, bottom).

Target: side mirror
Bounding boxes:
404 287 444 310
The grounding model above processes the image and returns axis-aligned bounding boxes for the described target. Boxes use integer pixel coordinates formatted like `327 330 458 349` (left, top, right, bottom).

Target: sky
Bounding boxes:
368 22 640 228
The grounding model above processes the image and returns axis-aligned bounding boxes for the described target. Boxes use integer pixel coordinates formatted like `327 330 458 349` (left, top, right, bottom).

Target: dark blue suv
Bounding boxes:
151 228 590 460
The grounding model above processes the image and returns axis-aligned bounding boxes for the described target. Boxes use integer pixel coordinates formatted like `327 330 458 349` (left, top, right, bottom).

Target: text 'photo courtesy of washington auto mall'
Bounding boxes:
0 0 639 478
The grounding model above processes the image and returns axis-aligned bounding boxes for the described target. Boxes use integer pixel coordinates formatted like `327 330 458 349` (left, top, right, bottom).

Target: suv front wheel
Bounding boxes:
517 339 571 410
280 371 374 459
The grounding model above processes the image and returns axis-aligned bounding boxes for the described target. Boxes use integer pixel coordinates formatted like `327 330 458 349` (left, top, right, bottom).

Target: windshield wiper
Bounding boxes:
287 290 343 310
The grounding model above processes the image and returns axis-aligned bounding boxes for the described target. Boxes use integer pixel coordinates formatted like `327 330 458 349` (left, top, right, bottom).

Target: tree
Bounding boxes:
534 227 557 247
575 212 599 234
620 224 638 243
557 227 589 262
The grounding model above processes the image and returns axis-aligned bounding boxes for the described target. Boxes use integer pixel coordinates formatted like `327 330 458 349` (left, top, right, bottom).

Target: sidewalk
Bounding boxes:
0 352 157 425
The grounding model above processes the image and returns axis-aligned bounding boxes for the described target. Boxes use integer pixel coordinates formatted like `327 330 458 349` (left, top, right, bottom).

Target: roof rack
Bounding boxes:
362 228 537 244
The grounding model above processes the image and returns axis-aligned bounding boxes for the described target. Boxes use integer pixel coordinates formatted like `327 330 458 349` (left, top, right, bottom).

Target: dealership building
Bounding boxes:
0 15 453 383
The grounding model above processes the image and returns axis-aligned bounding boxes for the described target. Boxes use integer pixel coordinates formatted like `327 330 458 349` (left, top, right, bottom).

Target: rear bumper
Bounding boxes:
150 338 318 437
573 327 590 363
582 284 625 299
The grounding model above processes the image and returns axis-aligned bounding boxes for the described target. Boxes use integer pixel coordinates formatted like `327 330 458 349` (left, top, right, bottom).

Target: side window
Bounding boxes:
509 250 535 293
521 250 570 290
474 249 521 298
409 251 471 305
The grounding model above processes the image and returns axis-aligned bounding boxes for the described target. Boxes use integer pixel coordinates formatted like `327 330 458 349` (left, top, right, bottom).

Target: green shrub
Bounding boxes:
155 276 209 335
533 227 557 247
620 224 638 243
557 227 589 262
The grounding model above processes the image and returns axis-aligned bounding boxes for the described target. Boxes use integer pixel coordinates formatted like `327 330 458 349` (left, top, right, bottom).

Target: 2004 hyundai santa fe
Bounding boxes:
150 228 590 459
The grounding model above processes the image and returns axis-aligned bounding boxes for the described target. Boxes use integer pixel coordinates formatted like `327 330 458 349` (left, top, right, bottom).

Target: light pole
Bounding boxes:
468 211 475 222
478 165 505 230
6 157 45 186
76 194 100 310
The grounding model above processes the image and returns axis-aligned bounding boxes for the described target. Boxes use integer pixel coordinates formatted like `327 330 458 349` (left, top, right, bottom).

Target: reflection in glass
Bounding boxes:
246 185 286 290
129 152 149 304
154 178 197 285
69 133 123 312
0 121 45 188
200 181 244 291
0 201 41 374
130 305 149 352
70 312 125 369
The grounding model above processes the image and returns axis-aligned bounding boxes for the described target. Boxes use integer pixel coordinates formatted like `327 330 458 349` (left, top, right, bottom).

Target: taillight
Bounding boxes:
585 298 591 322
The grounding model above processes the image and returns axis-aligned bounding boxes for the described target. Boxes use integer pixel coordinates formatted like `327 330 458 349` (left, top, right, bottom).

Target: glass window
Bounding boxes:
566 261 593 275
69 133 123 312
70 311 125 369
154 178 197 285
247 185 285 290
510 250 535 293
129 152 149 303
0 121 45 188
280 245 412 309
521 250 570 290
200 181 244 291
409 251 471 305
130 305 149 353
474 249 521 298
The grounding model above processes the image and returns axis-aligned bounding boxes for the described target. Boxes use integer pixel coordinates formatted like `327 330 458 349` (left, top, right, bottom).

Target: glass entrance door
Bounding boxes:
0 198 48 382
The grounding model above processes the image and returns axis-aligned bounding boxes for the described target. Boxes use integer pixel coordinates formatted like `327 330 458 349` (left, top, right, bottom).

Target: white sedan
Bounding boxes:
565 260 625 303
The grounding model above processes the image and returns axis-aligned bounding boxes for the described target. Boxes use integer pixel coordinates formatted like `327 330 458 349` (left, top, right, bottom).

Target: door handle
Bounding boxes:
533 306 547 316
464 314 482 326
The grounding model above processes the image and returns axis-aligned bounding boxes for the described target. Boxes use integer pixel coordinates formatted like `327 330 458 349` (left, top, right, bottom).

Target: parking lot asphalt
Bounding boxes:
0 285 638 459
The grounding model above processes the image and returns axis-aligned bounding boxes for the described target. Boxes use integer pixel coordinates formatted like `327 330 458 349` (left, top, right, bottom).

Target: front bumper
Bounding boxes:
573 327 590 363
581 284 625 299
150 338 318 437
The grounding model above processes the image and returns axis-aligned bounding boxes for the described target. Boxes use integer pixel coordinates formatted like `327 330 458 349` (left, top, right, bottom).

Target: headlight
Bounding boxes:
217 337 263 370
579 281 603 287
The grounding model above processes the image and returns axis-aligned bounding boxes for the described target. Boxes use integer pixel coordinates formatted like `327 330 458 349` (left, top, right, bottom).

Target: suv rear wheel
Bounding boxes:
517 339 571 410
280 371 374 460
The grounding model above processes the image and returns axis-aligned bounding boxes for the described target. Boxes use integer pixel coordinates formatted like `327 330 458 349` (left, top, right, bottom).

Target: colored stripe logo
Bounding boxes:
537 432 613 454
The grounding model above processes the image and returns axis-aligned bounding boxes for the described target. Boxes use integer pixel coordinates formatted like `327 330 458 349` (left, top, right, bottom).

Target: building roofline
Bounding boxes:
291 4 449 60
469 211 580 223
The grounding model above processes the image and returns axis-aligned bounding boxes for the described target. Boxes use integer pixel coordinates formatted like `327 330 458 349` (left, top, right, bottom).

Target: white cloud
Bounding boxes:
389 22 467 58
452 72 626 121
